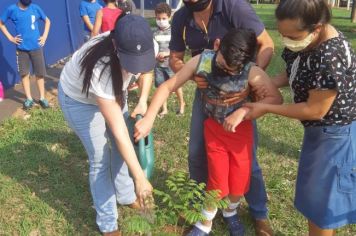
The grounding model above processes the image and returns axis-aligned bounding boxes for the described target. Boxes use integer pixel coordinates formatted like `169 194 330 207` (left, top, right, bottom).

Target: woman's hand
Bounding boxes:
131 101 147 118
243 102 268 120
223 107 250 132
134 177 153 208
134 116 154 142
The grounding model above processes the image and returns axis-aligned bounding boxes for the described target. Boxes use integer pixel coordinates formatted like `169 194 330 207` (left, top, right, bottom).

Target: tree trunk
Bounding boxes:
352 1 356 23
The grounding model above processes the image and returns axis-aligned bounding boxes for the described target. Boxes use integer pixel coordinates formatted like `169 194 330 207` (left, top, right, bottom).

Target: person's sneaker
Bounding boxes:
38 99 50 109
23 99 34 110
186 226 209 236
254 219 274 236
224 214 245 236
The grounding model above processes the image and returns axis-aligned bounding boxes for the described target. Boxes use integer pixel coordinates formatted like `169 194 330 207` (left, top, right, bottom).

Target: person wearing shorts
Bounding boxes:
153 3 185 117
0 0 51 110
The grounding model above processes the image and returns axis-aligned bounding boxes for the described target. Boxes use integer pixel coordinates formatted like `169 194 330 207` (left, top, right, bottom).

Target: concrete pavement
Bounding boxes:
0 66 62 123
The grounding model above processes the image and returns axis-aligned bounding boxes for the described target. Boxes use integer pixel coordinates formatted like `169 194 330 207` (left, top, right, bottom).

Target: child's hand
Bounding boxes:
10 35 22 45
156 52 166 62
223 107 250 132
38 36 47 47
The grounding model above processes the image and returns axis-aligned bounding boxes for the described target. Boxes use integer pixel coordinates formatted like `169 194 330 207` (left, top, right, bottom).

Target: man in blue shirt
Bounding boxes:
169 0 275 235
80 0 102 41
0 0 51 110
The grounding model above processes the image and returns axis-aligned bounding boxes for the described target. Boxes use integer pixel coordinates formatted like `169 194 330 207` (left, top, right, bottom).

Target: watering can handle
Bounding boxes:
136 115 148 168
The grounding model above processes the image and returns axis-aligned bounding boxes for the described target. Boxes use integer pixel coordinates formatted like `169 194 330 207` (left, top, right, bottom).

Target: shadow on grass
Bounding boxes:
258 130 301 159
0 124 176 235
0 128 98 234
0 117 301 235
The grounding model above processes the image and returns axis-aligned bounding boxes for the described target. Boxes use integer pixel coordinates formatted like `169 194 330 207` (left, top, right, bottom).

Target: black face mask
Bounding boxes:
211 53 231 78
20 0 32 6
183 0 212 12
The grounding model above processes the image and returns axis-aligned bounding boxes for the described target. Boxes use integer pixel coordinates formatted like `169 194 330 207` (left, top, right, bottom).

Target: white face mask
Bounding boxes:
156 19 170 29
281 33 314 52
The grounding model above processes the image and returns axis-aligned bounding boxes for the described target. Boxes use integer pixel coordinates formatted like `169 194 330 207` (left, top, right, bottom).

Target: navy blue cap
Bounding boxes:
114 14 155 74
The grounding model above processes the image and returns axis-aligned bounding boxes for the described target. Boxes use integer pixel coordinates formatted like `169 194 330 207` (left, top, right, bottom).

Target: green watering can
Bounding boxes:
127 115 155 180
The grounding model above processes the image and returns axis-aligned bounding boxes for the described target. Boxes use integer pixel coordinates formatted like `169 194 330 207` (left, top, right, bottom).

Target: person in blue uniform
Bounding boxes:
0 0 51 110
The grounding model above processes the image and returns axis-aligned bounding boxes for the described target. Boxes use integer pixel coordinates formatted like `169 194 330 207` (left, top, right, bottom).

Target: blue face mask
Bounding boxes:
20 0 32 6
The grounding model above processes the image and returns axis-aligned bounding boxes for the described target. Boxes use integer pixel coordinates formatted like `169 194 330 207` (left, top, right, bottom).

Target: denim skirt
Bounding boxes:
294 121 356 229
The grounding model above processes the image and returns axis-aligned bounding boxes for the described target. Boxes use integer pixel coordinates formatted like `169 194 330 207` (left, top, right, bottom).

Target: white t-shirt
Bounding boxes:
60 32 137 105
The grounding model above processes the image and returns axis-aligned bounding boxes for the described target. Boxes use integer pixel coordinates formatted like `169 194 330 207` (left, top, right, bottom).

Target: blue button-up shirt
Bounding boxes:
169 0 265 56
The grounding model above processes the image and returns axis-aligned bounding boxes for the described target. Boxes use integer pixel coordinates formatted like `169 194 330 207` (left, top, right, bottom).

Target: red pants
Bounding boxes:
204 118 253 198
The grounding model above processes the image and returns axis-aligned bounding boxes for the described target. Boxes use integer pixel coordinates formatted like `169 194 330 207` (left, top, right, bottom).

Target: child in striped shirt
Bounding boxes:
153 3 185 117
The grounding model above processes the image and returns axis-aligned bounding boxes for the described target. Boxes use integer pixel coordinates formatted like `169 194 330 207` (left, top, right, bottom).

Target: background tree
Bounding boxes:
352 0 356 23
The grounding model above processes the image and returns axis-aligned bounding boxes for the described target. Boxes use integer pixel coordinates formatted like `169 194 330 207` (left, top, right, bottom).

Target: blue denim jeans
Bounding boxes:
58 83 136 232
189 89 268 219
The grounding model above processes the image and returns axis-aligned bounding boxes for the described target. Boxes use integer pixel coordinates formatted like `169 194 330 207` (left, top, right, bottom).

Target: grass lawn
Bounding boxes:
1 4 356 236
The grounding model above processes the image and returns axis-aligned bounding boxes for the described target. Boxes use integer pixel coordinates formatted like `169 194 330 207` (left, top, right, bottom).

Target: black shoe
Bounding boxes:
186 226 209 236
224 214 245 236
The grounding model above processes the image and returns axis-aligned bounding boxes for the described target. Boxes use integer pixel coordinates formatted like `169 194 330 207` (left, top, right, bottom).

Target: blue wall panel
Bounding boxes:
0 0 86 89
133 0 181 9
0 0 180 89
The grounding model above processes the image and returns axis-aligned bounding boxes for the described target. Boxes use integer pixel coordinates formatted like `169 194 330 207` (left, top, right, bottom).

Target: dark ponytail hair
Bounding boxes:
103 0 116 3
117 0 133 14
220 29 257 72
80 13 127 105
275 0 331 32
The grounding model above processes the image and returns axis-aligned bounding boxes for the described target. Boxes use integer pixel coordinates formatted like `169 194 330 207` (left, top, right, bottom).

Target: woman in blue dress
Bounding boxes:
245 0 356 235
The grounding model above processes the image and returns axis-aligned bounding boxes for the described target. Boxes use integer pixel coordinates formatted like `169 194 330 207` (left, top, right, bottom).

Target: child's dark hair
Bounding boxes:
219 29 257 71
80 14 127 105
275 0 331 32
117 0 133 14
103 0 116 4
155 3 172 17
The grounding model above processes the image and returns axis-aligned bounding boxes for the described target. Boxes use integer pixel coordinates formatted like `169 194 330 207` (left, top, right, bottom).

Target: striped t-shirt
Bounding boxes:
153 26 171 67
